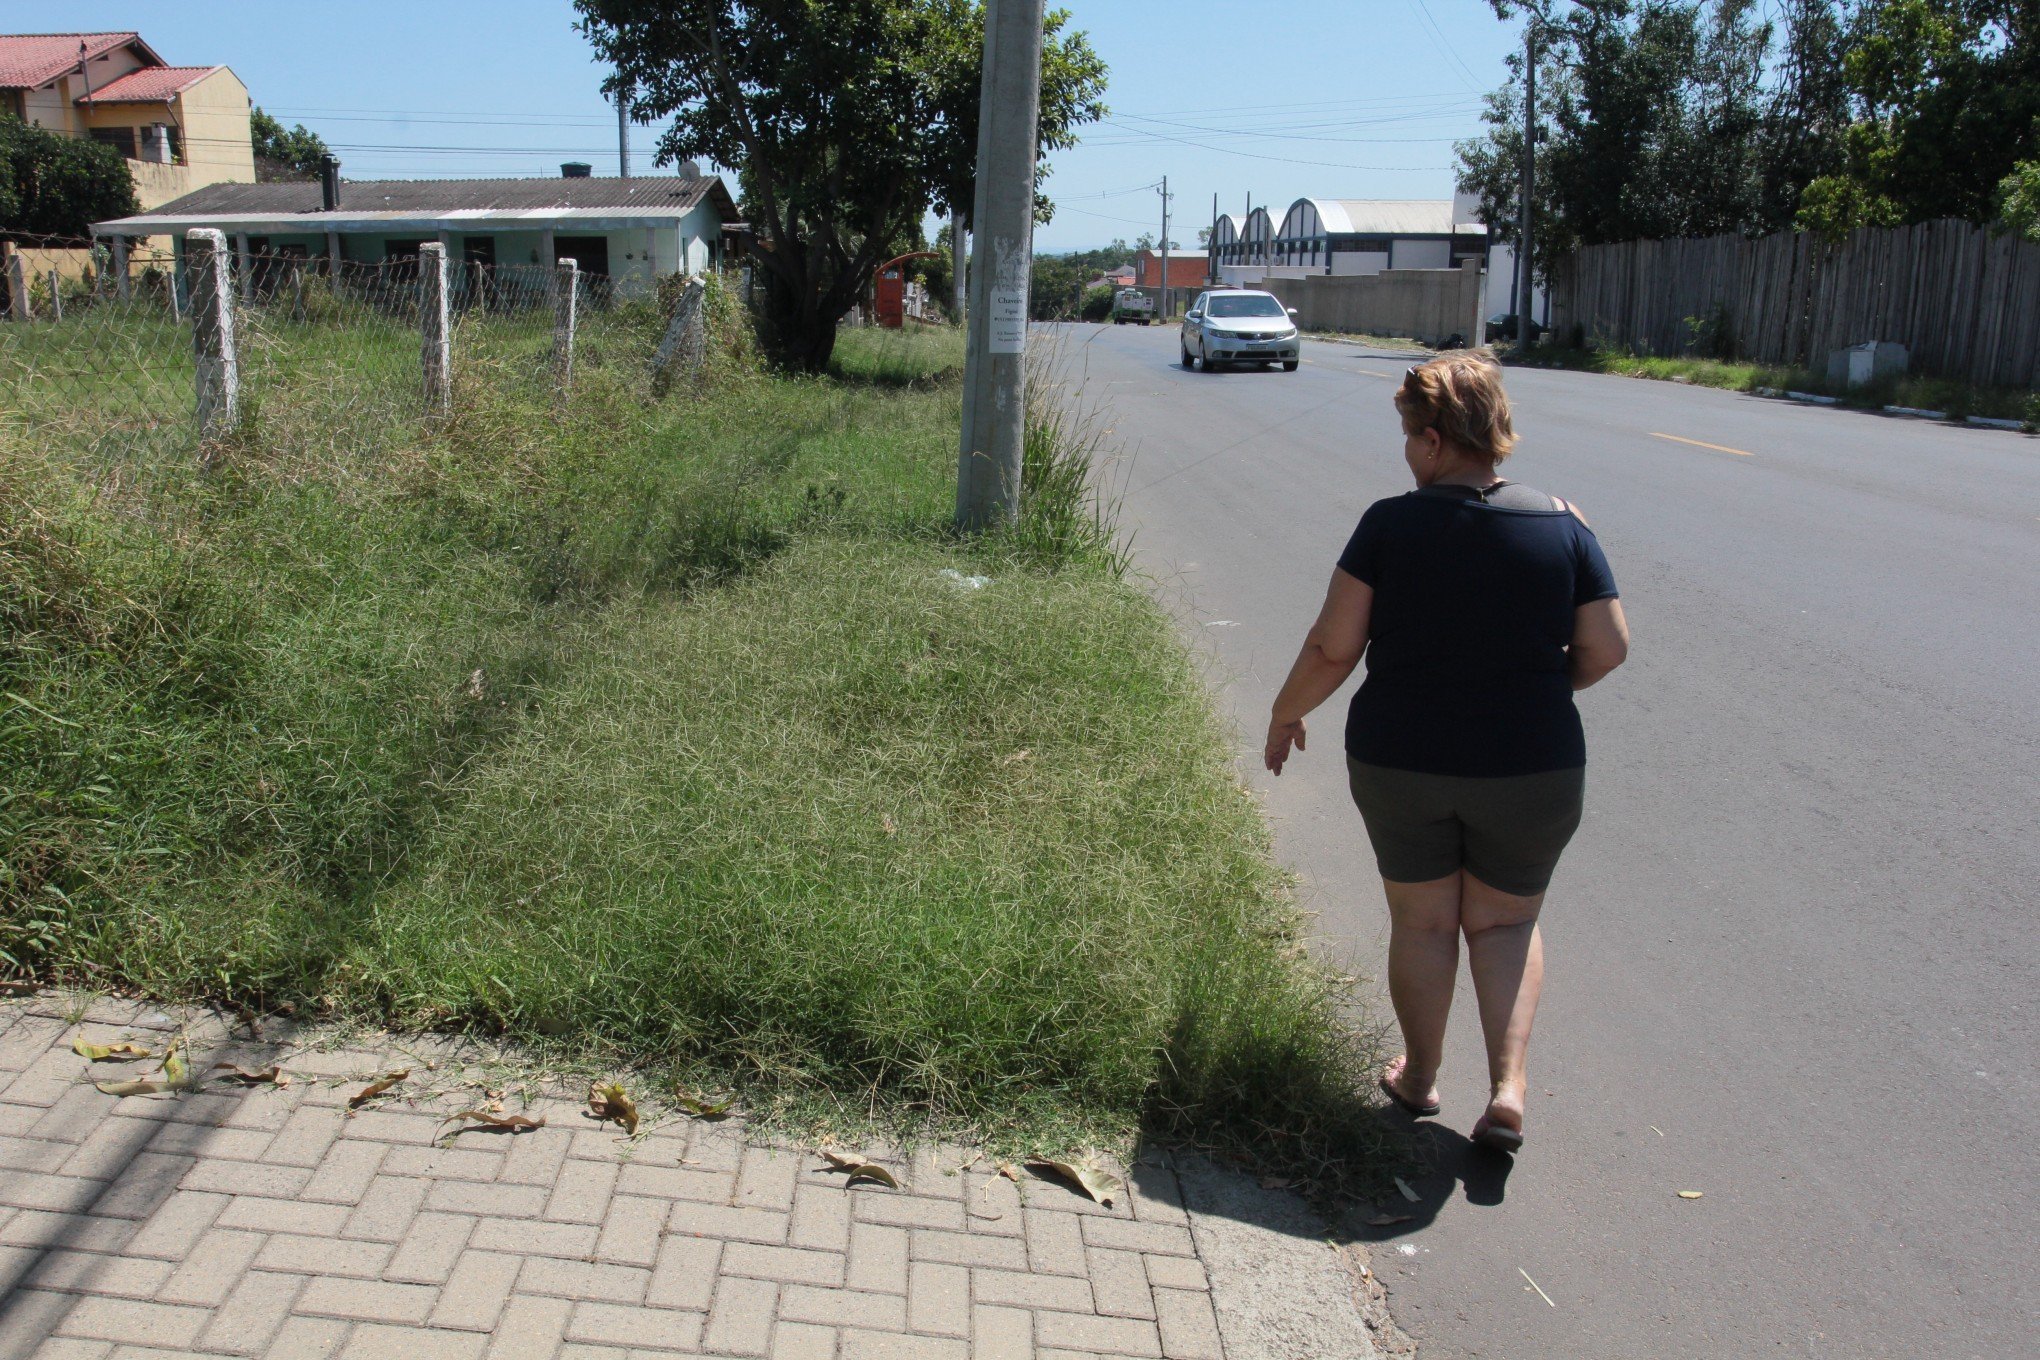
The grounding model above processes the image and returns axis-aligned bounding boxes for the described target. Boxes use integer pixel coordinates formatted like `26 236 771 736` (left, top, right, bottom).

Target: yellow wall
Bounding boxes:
172 68 254 186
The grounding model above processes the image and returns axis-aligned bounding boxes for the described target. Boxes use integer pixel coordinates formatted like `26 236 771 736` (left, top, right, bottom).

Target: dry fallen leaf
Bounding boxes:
995 1162 1022 1182
0 980 40 997
819 1149 901 1189
1027 1158 1119 1207
1393 1176 1421 1204
211 1064 286 1087
674 1091 734 1121
587 1082 639 1135
348 1069 411 1109
72 1040 154 1062
1001 749 1032 766
1258 1175 1296 1191
880 814 898 837
1677 1190 1703 1200
1365 1212 1414 1227
438 1109 547 1142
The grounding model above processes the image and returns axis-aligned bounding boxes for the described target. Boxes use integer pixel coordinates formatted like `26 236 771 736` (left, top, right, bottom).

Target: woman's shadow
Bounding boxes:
1346 1108 1517 1241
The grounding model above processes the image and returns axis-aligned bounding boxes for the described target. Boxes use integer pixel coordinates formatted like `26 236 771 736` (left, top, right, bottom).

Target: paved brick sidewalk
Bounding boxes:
0 993 1251 1360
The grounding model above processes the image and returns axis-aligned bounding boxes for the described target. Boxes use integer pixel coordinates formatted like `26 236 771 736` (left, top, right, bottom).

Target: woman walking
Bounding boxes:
1263 352 1628 1152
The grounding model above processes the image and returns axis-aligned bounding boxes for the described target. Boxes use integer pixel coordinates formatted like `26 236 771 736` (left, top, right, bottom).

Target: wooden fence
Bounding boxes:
1547 220 2040 389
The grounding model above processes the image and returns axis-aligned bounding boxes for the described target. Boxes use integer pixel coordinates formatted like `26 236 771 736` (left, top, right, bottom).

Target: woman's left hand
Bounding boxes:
1265 718 1307 775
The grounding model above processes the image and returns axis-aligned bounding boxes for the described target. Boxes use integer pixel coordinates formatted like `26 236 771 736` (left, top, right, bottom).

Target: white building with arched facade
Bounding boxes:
1209 197 1487 287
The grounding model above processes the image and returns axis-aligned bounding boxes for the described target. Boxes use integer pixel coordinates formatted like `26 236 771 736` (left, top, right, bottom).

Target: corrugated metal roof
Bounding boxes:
75 64 220 104
1309 199 1485 237
0 31 156 88
131 176 731 218
93 207 720 234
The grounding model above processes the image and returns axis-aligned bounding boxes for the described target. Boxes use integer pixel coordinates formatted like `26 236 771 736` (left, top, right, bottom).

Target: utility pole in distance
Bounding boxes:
955 0 1046 531
616 78 631 178
1517 19 1537 348
1156 176 1170 317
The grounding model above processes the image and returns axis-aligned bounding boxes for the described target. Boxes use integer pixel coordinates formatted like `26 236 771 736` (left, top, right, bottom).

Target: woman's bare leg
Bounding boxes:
1382 873 1463 1108
1460 872 1546 1133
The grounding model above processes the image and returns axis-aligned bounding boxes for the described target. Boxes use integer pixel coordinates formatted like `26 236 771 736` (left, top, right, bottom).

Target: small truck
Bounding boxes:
1111 288 1155 325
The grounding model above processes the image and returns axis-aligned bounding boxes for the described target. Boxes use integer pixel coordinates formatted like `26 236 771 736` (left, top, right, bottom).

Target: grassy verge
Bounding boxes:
4 310 1389 1190
1511 345 2038 426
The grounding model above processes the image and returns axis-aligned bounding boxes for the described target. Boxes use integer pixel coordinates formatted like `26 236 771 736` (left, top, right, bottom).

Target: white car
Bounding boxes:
1180 290 1301 371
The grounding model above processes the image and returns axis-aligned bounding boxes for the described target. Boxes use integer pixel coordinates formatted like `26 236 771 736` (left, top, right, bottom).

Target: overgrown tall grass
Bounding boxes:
2 310 1389 1190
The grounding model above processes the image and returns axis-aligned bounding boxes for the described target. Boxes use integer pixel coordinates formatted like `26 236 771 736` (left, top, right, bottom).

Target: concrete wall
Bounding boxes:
1258 260 1485 345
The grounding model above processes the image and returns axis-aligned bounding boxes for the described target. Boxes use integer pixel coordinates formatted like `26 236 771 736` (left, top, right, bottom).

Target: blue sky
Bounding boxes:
26 1 1525 251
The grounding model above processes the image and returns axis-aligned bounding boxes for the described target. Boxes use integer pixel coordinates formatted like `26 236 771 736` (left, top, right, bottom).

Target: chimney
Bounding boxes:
320 154 341 210
561 162 592 178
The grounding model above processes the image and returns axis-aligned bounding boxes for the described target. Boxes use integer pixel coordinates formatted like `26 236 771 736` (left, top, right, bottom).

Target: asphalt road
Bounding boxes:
1051 321 2039 1359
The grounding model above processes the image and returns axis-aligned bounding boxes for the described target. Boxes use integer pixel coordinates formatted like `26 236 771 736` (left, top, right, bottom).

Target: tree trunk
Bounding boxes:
755 267 843 373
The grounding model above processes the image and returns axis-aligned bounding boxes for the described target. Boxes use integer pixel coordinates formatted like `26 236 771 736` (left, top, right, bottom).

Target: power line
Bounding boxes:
1410 0 1493 93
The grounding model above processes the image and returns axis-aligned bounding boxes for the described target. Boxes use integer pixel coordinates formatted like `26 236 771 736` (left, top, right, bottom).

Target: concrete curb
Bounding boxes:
1177 1155 1410 1359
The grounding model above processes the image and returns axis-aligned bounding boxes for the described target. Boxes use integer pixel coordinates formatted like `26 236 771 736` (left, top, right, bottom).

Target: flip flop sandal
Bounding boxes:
1379 1073 1441 1118
1470 1114 1525 1153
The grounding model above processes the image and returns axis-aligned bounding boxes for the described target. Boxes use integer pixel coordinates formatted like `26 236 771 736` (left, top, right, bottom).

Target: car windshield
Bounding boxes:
1206 294 1286 318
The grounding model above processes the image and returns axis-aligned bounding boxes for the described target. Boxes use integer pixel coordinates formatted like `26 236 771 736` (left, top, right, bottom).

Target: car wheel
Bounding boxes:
1180 345 1196 369
1282 360 1300 372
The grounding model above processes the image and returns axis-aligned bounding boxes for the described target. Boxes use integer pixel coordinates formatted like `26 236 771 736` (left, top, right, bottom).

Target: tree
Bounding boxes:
1796 1 2040 235
251 107 330 182
1756 0 1851 231
576 1 1107 371
1458 0 1838 283
1994 155 2040 239
0 115 136 241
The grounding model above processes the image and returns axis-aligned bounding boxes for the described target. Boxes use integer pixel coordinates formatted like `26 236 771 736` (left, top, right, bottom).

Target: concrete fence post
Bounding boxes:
187 229 240 443
419 240 451 413
234 233 254 304
552 257 579 390
113 236 131 301
649 275 707 396
6 248 30 321
47 270 62 321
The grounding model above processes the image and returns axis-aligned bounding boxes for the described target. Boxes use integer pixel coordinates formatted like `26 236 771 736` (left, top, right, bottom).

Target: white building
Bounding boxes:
1209 198 1486 285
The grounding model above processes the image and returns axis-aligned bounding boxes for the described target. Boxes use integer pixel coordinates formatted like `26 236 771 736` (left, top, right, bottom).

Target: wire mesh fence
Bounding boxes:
1 231 701 485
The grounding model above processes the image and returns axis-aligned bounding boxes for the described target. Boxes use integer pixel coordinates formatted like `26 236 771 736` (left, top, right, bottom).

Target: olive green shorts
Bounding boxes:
1346 759 1586 898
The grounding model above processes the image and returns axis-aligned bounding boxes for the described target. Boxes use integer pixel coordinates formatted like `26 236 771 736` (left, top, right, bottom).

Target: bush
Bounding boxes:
1080 284 1113 322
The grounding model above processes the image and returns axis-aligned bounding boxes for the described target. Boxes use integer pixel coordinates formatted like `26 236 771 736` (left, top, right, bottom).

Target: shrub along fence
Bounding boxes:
1547 219 2040 389
0 230 710 464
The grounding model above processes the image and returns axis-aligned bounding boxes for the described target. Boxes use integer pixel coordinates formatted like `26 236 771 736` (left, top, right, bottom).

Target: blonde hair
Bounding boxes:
1396 351 1518 462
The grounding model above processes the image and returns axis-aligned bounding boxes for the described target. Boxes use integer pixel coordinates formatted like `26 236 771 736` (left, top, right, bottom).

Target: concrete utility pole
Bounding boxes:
1518 19 1537 348
617 80 631 179
1156 176 1171 317
955 0 1046 531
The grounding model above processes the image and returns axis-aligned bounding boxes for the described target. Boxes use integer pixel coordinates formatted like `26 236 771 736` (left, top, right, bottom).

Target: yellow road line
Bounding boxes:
1651 431 1753 457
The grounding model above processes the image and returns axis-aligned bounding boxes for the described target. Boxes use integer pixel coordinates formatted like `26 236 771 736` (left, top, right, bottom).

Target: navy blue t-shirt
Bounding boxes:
1336 486 1619 777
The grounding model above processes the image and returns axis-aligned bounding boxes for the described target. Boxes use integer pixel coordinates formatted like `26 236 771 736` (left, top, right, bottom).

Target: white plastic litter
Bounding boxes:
938 569 992 591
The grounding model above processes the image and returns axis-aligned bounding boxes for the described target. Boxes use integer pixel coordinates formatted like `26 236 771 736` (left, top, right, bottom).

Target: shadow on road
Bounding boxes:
1341 1110 1518 1244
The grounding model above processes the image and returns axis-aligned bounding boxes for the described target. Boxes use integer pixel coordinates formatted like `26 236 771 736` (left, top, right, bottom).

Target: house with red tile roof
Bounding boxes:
2 31 254 214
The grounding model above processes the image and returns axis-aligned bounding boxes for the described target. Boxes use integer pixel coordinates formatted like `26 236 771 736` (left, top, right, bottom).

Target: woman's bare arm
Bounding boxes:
1266 569 1373 774
1570 597 1629 690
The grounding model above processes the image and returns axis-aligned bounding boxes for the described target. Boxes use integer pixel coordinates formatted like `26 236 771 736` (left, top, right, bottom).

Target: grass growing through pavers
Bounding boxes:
2 308 1390 1191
